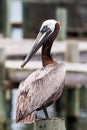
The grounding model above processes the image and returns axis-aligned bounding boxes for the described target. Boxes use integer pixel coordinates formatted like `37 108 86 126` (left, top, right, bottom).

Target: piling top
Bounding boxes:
34 117 66 130
36 117 65 122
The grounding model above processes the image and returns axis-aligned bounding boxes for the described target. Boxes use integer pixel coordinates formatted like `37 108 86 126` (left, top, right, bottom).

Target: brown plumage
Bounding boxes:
16 19 66 124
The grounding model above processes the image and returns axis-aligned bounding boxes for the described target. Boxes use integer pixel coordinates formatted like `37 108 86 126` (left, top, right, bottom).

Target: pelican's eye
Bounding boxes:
41 25 51 34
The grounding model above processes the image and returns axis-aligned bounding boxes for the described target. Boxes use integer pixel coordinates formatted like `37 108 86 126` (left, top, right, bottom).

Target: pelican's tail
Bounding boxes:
16 111 36 124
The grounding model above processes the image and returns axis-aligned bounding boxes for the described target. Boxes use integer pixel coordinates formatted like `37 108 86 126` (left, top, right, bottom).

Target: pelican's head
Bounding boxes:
40 19 60 35
21 19 61 68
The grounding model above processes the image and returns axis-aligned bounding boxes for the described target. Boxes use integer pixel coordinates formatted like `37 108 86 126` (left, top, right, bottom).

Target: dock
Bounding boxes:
0 38 87 57
0 38 87 88
5 60 87 87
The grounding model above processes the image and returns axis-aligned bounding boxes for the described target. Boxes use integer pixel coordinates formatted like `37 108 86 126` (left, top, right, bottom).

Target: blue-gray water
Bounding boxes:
11 89 25 130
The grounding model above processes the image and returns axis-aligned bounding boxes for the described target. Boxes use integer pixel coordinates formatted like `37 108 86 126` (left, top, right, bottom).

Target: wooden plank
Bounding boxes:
66 72 87 86
0 39 87 56
10 20 22 28
5 60 87 86
67 27 87 33
7 69 87 86
5 60 87 73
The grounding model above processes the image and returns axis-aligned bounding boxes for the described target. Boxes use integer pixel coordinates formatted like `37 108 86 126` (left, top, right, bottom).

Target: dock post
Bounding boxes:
56 8 67 40
5 0 11 37
55 7 67 119
0 48 8 129
0 0 11 37
34 118 66 130
0 0 5 35
65 40 80 130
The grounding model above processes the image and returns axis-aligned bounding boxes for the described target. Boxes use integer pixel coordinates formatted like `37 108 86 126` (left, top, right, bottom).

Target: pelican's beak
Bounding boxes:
21 27 52 68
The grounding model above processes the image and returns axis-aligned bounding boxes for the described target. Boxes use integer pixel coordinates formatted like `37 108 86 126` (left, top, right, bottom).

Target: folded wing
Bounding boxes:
16 62 66 123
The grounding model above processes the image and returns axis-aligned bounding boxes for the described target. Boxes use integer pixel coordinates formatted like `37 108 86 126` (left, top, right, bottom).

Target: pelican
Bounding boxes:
16 19 66 124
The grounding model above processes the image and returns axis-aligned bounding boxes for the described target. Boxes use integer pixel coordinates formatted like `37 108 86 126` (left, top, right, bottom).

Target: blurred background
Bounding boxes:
0 0 87 130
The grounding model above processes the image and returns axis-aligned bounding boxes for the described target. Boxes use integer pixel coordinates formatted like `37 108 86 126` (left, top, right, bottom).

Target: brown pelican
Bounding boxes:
16 19 66 124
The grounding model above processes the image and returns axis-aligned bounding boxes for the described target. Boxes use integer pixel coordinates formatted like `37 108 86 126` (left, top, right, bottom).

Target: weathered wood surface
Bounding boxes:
34 118 66 130
0 48 7 123
65 41 80 130
0 38 87 87
0 39 87 60
56 8 67 40
65 41 80 116
5 60 87 86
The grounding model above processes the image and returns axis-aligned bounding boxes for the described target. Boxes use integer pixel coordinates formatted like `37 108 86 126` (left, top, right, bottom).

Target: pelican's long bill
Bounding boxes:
21 27 52 68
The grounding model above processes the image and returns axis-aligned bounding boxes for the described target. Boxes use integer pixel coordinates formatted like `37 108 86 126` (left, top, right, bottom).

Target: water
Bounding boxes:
11 89 25 130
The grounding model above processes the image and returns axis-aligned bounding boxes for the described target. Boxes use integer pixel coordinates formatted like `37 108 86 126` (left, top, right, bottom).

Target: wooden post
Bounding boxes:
0 0 11 37
0 48 8 129
0 0 6 34
65 40 80 130
5 0 11 37
56 8 67 41
55 90 67 117
55 8 67 119
65 40 79 62
34 118 66 130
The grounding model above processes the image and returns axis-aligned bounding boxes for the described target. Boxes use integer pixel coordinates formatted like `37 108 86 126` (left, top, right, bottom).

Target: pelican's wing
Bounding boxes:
16 62 66 123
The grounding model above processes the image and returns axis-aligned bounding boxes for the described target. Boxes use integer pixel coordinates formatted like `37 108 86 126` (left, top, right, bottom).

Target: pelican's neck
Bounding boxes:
42 23 60 67
42 41 54 66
